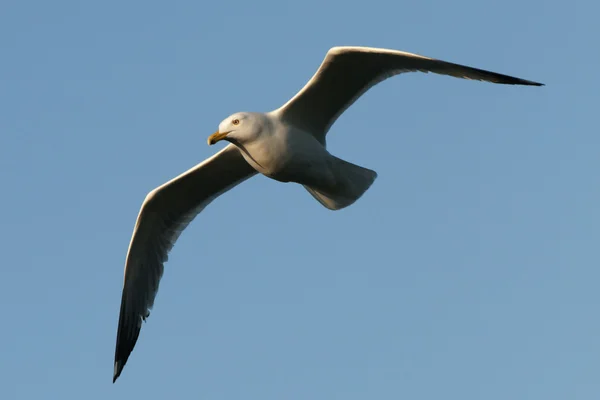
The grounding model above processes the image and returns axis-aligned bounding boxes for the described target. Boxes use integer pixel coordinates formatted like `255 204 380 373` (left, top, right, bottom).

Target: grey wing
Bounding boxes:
276 46 543 141
113 144 257 382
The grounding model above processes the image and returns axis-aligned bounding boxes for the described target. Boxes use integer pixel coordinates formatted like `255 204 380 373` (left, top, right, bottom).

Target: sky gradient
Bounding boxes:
1 0 596 399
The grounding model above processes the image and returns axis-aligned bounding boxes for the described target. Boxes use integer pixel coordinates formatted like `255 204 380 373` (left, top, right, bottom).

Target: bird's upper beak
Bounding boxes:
207 130 230 145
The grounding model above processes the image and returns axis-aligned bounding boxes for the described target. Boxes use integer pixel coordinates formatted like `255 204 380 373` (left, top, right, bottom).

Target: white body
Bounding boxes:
233 113 332 182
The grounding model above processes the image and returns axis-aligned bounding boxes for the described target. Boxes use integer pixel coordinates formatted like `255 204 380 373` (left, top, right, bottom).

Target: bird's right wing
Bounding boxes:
113 143 257 382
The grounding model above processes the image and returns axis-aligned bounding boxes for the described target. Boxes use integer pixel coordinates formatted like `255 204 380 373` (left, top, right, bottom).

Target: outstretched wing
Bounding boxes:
113 144 257 382
277 46 543 141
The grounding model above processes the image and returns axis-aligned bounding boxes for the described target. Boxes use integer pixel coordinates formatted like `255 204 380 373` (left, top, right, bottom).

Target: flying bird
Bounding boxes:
113 46 543 382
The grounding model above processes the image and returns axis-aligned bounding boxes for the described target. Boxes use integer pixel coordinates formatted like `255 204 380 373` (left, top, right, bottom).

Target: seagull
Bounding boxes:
113 46 543 382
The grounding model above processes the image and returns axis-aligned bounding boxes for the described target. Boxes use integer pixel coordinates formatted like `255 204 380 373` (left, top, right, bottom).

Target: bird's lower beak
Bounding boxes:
207 130 230 145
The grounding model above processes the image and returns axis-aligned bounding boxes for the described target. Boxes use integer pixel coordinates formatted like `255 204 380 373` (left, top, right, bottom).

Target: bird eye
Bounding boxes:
232 119 240 125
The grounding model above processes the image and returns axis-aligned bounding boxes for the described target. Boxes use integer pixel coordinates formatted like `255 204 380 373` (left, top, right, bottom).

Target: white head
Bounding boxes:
207 112 268 146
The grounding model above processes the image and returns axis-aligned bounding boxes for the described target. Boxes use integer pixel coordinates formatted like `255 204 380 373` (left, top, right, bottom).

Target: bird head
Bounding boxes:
208 112 266 146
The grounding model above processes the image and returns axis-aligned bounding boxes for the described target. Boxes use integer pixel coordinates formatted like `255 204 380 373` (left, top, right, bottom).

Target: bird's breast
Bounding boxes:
235 138 292 180
235 131 327 184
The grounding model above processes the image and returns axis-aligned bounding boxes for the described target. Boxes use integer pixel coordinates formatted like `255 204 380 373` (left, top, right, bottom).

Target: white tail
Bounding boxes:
304 156 377 210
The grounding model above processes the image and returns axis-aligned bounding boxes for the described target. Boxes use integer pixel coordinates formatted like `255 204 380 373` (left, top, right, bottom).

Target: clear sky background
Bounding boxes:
1 0 596 399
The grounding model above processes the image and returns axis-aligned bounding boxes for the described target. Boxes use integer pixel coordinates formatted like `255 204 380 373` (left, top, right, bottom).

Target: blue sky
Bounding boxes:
1 0 596 399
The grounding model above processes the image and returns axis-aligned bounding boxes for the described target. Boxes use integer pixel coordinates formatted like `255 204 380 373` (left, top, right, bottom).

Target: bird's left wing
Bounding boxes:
276 46 543 142
113 143 257 382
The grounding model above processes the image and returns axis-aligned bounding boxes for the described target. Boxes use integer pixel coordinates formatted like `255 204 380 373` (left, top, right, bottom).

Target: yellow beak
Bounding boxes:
207 130 230 145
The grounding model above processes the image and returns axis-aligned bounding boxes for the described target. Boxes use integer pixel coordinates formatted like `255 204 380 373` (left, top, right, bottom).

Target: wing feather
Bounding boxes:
113 144 257 382
277 46 543 141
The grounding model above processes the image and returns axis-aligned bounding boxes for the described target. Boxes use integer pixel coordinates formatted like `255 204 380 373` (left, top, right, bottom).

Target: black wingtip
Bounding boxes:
113 361 122 383
513 77 544 87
